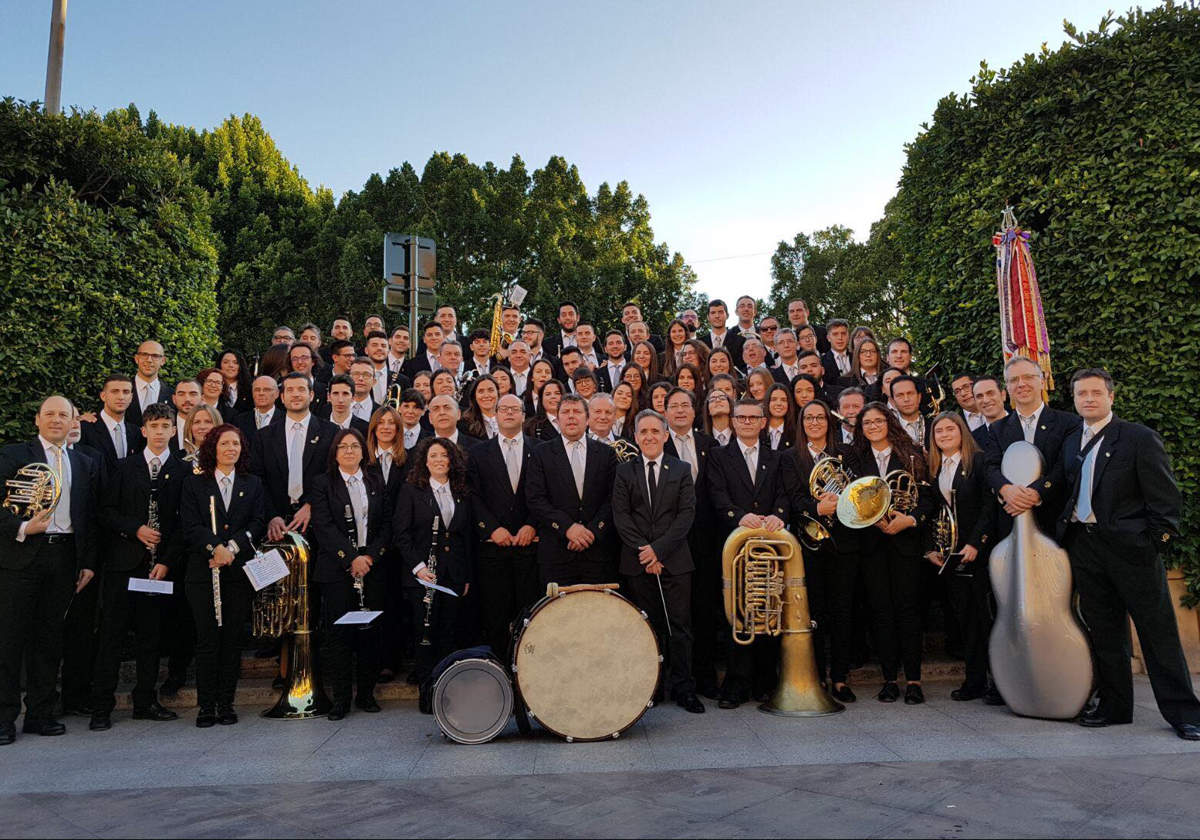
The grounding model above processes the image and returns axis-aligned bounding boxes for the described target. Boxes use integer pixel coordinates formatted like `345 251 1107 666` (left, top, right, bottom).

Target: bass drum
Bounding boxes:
432 654 514 745
512 585 661 742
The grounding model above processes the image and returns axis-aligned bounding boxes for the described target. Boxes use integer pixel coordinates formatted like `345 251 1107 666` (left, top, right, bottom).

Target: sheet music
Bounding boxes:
418 578 458 597
244 548 289 591
128 578 174 595
335 610 383 625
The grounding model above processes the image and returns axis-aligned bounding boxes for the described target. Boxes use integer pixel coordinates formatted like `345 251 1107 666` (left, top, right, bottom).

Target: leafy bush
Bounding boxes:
888 6 1200 600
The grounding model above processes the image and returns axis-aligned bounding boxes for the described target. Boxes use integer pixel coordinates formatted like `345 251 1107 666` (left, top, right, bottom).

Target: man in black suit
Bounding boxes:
621 302 665 353
891 375 933 451
467 394 541 653
289 341 330 417
364 330 411 405
233 376 283 439
401 321 444 380
89 403 183 730
613 409 702 714
0 396 101 744
526 394 618 587
596 331 626 394
466 329 499 376
427 395 482 451
786 299 828 354
521 318 566 381
984 357 1080 538
662 388 722 700
772 329 802 386
250 372 337 543
970 375 1008 449
167 379 202 457
708 397 791 709
821 319 854 385
700 299 745 369
127 340 174 429
541 301 580 360
80 374 143 472
799 350 843 406
348 358 380 426
1056 369 1200 741
326 374 370 436
504 341 535 398
952 373 987 434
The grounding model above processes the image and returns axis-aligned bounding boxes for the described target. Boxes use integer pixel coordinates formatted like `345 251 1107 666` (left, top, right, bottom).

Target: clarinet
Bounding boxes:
208 496 223 627
147 494 160 564
345 504 367 615
419 514 441 647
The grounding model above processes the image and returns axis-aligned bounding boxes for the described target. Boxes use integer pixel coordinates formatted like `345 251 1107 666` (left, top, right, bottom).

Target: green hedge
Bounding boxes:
0 100 219 440
888 6 1200 601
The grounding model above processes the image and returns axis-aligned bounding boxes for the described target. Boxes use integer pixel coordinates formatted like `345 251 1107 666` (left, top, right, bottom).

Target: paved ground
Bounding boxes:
2 677 1198 838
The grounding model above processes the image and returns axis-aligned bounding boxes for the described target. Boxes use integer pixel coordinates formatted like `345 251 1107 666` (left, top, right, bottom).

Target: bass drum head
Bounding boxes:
514 589 660 742
432 657 514 745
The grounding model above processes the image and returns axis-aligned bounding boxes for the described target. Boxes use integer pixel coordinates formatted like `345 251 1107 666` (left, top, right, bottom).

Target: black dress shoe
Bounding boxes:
328 702 350 721
676 693 705 714
355 695 381 713
1078 709 1131 728
984 687 1005 706
216 705 238 726
196 708 216 728
133 702 178 722
89 712 112 731
22 719 66 736
0 723 14 745
952 684 988 702
717 694 743 710
832 684 857 703
904 684 925 705
877 682 900 703
160 676 185 697
1175 724 1200 741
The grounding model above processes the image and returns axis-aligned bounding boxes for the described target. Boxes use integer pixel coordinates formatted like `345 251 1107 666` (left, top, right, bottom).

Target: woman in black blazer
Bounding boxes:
780 400 850 702
217 349 253 417
310 428 392 719
180 424 266 728
524 379 564 442
365 407 410 684
393 437 475 684
926 412 996 703
846 403 937 706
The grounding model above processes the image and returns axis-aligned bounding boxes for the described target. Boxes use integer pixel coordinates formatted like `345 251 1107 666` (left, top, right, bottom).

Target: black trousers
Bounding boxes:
91 565 164 713
626 570 695 697
476 542 539 656
1068 527 1200 727
804 545 832 683
860 538 925 682
321 574 385 702
60 566 100 708
186 576 253 709
380 563 409 673
0 539 77 724
949 566 994 690
408 584 462 676
162 567 195 684
689 531 722 692
826 549 866 684
538 555 615 590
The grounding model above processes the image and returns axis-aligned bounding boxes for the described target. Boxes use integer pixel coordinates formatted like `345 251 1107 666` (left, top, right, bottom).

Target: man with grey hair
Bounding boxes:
0 396 102 744
427 394 481 450
612 409 702 713
587 394 619 443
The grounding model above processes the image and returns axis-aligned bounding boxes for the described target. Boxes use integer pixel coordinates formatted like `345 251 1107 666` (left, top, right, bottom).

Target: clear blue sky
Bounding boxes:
2 0 1134 304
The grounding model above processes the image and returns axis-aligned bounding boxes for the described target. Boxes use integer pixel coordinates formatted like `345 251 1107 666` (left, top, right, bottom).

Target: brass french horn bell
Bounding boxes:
3 463 61 520
835 475 892 529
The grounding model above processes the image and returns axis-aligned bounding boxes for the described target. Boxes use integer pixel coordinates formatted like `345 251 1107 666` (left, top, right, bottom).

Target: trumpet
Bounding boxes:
384 383 404 411
3 463 61 520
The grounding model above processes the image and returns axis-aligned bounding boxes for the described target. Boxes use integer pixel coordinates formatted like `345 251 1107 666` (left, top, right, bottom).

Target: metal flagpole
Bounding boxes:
44 0 68 114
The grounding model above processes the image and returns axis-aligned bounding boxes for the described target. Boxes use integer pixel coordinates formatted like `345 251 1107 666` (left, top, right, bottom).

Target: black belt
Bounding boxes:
42 534 75 545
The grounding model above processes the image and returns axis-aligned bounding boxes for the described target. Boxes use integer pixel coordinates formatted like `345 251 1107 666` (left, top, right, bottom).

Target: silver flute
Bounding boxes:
209 495 223 627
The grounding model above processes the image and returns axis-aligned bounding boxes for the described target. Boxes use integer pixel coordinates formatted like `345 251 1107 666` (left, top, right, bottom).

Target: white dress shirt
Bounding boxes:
351 397 374 422
673 431 698 480
253 406 276 429
778 361 800 382
963 411 986 432
737 438 759 481
135 375 161 411
832 351 851 377
604 361 623 388
643 453 664 504
101 410 128 460
414 478 454 575
713 427 732 447
17 436 73 541
403 425 421 449
340 468 369 547
873 446 892 477
285 413 312 504
1017 403 1046 444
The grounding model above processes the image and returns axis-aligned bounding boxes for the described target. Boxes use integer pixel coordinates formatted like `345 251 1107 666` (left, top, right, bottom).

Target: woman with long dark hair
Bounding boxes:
847 402 935 705
675 363 704 397
257 344 292 383
461 375 500 440
217 350 253 416
490 366 514 398
392 438 474 683
681 339 711 386
791 373 820 413
849 338 884 398
660 318 690 378
524 379 564 440
707 347 736 382
762 383 795 452
631 341 662 384
523 359 556 415
646 380 673 415
621 364 648 405
926 412 996 702
179 425 265 727
612 382 639 440
310 428 392 719
702 389 735 447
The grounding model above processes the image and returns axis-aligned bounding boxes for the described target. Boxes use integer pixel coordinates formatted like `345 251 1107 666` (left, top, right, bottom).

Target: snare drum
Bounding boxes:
512 585 661 742
432 654 514 745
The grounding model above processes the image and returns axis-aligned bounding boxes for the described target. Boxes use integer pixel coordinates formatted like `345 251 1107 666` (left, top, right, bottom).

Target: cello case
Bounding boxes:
988 441 1094 719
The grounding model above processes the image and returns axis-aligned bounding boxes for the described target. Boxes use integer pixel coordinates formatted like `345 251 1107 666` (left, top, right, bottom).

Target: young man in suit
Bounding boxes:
348 359 380 426
365 330 411 404
970 375 1008 449
467 394 541 654
250 372 337 543
89 403 183 730
891 375 933 450
128 340 174 429
662 388 722 700
621 302 665 353
1057 368 1200 741
597 331 627 394
526 394 618 587
542 301 580 360
612 409 702 714
701 299 745 369
326 374 370 436
772 329 802 386
401 322 444 380
0 396 101 744
952 373 987 432
984 357 1081 538
821 319 854 384
288 342 329 416
786 299 828 354
80 374 143 472
708 397 790 709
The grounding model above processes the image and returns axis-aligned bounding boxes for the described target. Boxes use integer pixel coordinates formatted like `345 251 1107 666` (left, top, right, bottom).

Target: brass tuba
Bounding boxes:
3 463 61 519
252 532 332 719
721 527 844 716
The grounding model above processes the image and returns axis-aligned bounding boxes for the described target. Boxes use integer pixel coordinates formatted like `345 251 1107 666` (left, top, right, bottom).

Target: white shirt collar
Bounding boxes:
39 435 66 453
1018 402 1045 426
737 438 759 456
562 434 586 448
501 432 523 446
135 374 159 389
101 409 124 431
215 466 236 482
287 412 312 432
256 406 275 420
339 468 364 483
1085 413 1114 438
873 446 892 467
644 452 664 469
144 447 169 466
941 451 961 473
429 477 450 493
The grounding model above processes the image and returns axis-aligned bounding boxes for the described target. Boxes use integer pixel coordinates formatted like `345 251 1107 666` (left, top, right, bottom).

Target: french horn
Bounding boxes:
2 463 61 520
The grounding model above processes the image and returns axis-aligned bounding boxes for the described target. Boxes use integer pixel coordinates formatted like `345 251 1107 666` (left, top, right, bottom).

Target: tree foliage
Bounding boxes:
0 99 219 440
886 4 1200 599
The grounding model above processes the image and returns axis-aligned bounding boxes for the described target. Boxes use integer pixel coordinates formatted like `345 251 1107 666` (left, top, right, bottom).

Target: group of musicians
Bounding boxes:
0 296 1197 745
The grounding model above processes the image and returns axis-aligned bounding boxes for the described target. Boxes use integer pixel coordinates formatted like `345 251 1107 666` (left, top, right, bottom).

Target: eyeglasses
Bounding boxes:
136 353 166 361
733 415 764 424
861 418 888 429
802 416 826 425
497 406 524 414
337 443 362 452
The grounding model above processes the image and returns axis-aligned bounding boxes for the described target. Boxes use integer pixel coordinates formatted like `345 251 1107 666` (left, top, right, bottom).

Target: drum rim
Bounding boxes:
432 657 514 745
510 587 661 742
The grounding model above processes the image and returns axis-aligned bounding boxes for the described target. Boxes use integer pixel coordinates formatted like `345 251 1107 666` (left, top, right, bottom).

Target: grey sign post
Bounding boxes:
383 234 437 359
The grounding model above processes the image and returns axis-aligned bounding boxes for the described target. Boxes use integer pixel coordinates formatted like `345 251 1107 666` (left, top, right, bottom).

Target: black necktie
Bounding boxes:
647 460 658 513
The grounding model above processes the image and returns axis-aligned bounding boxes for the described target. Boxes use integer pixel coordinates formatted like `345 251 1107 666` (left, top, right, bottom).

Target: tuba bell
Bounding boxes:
252 532 332 719
721 527 844 716
3 463 61 520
